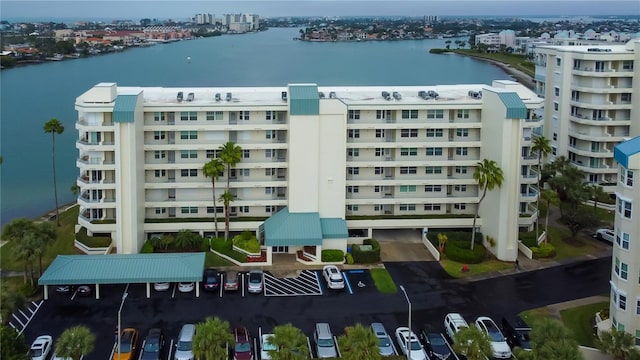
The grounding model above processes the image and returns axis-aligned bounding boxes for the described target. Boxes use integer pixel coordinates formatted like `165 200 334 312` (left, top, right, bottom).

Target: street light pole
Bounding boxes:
117 292 128 360
400 285 411 360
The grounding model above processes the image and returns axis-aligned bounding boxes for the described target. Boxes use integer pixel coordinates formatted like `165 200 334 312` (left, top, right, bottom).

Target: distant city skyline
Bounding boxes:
1 0 639 22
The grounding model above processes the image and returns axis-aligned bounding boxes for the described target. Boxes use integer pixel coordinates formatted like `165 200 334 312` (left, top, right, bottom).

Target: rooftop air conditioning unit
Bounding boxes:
215 93 221 101
226 92 232 101
177 91 184 102
381 91 391 100
329 91 337 99
318 92 325 98
281 91 287 101
392 91 402 100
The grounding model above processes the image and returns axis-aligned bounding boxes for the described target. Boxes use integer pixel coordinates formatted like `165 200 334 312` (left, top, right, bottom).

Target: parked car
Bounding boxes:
174 324 195 360
233 326 253 360
260 333 277 360
370 323 394 356
140 328 164 360
30 335 53 360
153 282 170 292
322 265 345 290
314 323 337 358
203 268 219 291
55 285 74 293
594 228 615 244
475 317 512 359
444 313 469 342
501 315 532 351
419 326 455 360
247 270 263 294
77 285 92 297
113 328 139 360
224 270 239 292
395 327 428 360
178 282 195 293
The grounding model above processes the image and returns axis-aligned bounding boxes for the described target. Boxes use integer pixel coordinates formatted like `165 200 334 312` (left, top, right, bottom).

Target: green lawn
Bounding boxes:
439 257 513 279
370 268 398 294
542 226 601 261
204 251 234 267
446 49 535 76
560 301 609 347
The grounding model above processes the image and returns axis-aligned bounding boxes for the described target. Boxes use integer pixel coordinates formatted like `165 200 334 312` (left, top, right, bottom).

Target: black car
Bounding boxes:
140 328 164 360
76 285 92 297
501 315 532 350
419 326 456 360
55 285 75 293
203 268 219 291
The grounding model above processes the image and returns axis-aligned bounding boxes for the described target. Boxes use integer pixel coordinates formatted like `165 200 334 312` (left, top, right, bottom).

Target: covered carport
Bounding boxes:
38 252 205 299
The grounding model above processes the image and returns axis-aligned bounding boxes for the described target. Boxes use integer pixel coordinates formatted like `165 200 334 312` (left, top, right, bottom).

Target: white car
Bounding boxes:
475 317 512 359
154 282 170 291
178 282 195 293
594 228 615 244
322 265 345 290
260 333 277 360
30 335 53 360
395 327 428 360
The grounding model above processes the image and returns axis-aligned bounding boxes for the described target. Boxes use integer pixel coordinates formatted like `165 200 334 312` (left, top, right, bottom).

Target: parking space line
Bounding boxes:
315 271 323 295
168 339 174 360
171 283 177 298
219 273 224 298
138 340 145 360
342 271 353 295
11 314 25 328
241 273 245 297
109 342 116 360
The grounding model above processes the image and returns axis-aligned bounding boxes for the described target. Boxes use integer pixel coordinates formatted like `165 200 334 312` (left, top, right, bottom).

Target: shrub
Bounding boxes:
321 249 344 262
210 237 247 263
233 231 260 253
345 252 354 265
140 240 154 253
200 237 210 252
443 240 487 264
531 242 556 258
75 227 112 247
427 231 483 247
352 238 381 264
175 230 203 249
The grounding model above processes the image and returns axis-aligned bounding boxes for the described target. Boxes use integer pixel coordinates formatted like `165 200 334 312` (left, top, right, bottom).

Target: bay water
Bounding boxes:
0 27 511 226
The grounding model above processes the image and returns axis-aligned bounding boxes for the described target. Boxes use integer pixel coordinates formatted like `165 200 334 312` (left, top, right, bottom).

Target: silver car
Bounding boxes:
371 323 395 356
314 323 337 358
247 270 263 294
174 324 195 360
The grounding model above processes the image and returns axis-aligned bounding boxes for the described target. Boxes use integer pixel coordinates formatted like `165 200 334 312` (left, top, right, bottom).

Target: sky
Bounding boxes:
1 0 639 21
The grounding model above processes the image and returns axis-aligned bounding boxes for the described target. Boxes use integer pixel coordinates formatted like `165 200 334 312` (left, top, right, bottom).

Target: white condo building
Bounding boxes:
74 81 543 261
609 136 640 345
533 40 640 191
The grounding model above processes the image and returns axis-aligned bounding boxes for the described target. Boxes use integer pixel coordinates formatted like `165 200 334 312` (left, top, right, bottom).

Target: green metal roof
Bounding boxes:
38 253 205 285
289 84 319 116
496 92 527 119
113 94 138 123
614 136 640 169
320 218 348 239
263 207 323 246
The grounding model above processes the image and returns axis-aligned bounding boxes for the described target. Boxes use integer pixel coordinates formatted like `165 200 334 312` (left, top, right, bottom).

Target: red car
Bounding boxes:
233 326 253 360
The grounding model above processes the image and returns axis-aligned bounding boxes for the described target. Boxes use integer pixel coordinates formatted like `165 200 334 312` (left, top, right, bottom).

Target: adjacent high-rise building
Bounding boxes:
74 81 543 261
533 40 640 191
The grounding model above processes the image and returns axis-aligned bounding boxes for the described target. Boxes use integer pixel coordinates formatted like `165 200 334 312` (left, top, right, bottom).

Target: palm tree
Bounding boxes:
33 221 57 276
203 158 225 238
337 323 381 360
452 326 492 360
1 324 29 360
2 218 37 284
597 328 640 360
529 318 583 360
0 282 26 324
192 317 233 360
44 118 65 226
589 184 607 216
541 189 559 242
531 136 551 240
471 159 504 250
269 323 310 360
219 191 235 241
55 325 95 360
218 141 242 192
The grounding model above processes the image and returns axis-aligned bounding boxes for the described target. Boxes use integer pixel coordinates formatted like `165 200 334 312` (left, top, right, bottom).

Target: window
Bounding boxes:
620 168 634 187
265 187 273 195
206 150 219 158
180 131 197 140
553 132 557 141
154 170 166 177
424 204 441 211
401 110 418 119
426 129 443 137
180 111 197 121
348 148 359 157
455 185 467 192
265 111 274 120
617 198 632 219
265 130 276 139
265 206 276 213
424 185 442 192
456 147 468 156
622 61 633 70
348 167 359 175
347 186 360 193
556 57 561 66
375 129 385 138
348 129 360 138
374 186 381 193
554 87 560 96
348 110 360 120
426 147 443 156
181 169 198 177
238 206 249 213
400 148 417 156
399 167 417 174
346 205 359 211
265 168 275 176
374 167 383 175
616 232 630 250
239 111 250 120
399 185 416 193
399 204 416 211
454 203 466 210
376 110 390 119
456 128 469 137
615 258 629 280
265 149 275 158
552 146 557 155
207 206 224 214
153 131 166 140
181 207 198 214
180 150 197 159
239 169 250 176
455 166 467 174
400 129 418 137
154 150 166 159
554 102 559 111
621 93 632 103
425 166 442 174
457 110 469 119
154 112 165 121
619 294 627 310
427 109 444 119
206 111 223 120
636 299 640 316
155 208 166 214
242 149 250 159
375 148 384 157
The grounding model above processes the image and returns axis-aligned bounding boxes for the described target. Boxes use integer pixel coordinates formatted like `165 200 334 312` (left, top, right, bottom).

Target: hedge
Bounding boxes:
352 238 381 264
426 231 483 246
140 241 154 253
210 237 247 263
321 249 344 262
531 242 556 259
233 231 260 253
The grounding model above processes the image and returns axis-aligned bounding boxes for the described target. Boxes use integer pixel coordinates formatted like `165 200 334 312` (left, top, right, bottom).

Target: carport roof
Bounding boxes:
38 253 205 285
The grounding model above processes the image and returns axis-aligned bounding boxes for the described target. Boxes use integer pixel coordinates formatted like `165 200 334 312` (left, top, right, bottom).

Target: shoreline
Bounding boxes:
459 53 535 90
